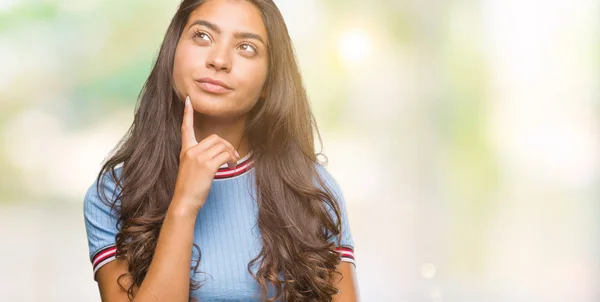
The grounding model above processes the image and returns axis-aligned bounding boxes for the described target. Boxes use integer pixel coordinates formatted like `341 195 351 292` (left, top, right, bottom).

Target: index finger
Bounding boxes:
182 95 198 150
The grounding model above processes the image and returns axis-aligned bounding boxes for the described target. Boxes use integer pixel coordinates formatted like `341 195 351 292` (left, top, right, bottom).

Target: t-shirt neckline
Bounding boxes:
214 150 255 180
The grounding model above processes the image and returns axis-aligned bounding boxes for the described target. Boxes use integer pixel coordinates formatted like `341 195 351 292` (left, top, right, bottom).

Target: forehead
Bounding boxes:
186 0 268 40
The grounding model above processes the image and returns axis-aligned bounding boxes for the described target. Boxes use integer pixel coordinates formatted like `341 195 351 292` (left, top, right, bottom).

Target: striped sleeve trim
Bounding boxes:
335 247 355 266
91 244 118 275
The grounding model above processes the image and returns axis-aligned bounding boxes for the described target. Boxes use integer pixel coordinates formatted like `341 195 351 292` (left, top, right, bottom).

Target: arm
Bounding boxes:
332 262 359 302
314 164 359 301
95 202 197 302
90 96 239 301
132 203 197 301
95 258 132 302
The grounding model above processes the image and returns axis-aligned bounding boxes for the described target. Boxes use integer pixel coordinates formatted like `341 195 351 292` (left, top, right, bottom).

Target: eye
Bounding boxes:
192 30 212 43
238 42 257 54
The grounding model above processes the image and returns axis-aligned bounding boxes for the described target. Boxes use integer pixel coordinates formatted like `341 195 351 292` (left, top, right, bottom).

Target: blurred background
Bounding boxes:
0 0 598 301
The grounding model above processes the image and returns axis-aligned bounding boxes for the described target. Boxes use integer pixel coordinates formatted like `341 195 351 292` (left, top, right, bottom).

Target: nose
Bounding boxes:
206 44 231 72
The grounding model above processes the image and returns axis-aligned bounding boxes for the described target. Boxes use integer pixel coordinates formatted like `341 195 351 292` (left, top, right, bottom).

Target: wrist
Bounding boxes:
168 196 201 219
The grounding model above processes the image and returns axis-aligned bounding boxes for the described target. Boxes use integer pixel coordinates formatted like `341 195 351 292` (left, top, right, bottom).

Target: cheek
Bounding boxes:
235 61 268 97
173 45 202 89
172 50 186 94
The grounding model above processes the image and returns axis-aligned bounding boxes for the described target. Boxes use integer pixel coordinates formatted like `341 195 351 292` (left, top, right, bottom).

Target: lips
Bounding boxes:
195 77 233 94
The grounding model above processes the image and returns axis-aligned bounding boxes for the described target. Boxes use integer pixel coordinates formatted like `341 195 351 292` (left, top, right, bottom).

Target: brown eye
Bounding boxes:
238 43 257 54
193 31 212 43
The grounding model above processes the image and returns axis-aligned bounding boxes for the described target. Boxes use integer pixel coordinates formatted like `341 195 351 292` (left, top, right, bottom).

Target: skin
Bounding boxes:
172 0 270 160
95 0 358 301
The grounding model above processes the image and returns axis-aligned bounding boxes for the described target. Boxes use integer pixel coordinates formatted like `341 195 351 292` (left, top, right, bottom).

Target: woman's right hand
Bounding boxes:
171 95 240 214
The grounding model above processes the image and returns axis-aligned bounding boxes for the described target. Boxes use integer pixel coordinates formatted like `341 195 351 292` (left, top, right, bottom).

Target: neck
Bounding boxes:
192 112 252 159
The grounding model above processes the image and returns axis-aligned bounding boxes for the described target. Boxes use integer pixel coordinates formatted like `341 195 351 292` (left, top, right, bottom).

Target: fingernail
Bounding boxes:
235 151 240 158
185 96 190 105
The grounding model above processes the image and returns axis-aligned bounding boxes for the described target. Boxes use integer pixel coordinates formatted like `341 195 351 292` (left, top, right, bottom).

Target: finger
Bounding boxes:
181 96 198 150
209 150 239 170
205 143 238 169
194 134 239 158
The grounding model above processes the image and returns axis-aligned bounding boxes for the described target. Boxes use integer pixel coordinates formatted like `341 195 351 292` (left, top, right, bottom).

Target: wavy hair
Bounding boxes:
96 0 345 301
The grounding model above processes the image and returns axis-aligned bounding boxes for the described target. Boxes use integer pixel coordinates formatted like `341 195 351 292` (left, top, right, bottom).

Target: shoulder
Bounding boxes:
314 161 330 177
83 166 124 274
84 165 124 210
313 161 343 196
314 161 335 183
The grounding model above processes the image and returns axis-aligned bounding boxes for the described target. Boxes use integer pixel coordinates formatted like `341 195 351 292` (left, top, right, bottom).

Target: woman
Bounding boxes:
83 0 358 301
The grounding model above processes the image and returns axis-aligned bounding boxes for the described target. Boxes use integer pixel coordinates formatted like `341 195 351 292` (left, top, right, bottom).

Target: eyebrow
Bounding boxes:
188 19 267 47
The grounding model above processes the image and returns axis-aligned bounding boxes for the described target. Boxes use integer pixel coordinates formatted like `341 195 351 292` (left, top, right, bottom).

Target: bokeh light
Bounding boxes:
0 0 598 301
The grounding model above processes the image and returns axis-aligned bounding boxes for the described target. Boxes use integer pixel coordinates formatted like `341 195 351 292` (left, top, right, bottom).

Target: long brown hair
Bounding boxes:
96 0 345 300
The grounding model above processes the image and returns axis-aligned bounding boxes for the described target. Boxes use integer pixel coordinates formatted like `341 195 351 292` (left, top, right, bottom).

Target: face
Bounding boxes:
173 0 269 119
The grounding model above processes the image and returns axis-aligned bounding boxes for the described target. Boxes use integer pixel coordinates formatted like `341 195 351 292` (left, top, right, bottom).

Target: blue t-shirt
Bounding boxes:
83 152 355 300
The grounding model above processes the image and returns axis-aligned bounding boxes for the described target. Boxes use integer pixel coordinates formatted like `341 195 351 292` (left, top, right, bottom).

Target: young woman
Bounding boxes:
83 0 358 301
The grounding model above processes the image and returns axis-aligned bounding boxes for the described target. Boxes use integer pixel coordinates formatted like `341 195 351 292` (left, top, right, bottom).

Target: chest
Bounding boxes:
189 180 277 300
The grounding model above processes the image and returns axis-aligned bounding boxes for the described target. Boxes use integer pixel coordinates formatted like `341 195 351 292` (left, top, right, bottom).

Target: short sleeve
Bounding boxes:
315 163 356 266
83 166 123 280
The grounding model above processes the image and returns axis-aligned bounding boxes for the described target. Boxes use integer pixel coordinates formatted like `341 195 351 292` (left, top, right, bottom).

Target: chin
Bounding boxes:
190 97 241 119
